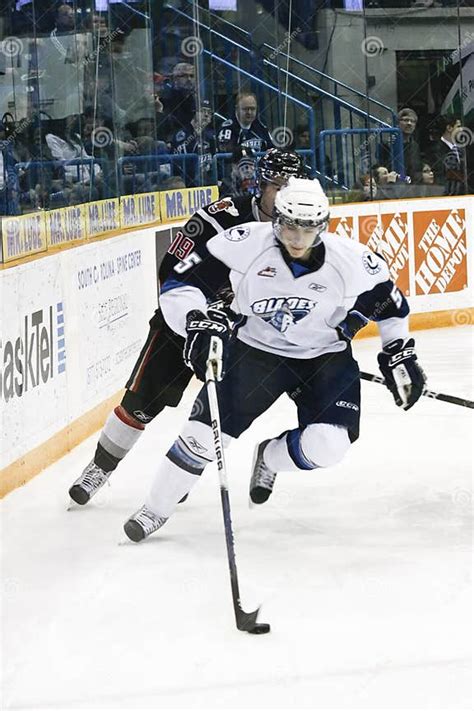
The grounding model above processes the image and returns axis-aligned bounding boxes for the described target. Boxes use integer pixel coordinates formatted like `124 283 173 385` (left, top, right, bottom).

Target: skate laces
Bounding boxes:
253 447 276 489
133 506 167 534
79 462 109 491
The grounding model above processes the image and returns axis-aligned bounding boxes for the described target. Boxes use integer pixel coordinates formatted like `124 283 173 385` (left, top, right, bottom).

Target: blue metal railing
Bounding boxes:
163 4 401 188
318 128 404 191
261 47 397 126
12 158 103 212
203 51 317 172
117 154 206 195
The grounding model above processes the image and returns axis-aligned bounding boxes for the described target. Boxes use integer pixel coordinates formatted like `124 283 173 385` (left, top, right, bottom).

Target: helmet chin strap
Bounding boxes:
257 198 273 220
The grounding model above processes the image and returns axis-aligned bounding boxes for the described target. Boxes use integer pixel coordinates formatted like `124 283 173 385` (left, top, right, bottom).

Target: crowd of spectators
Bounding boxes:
294 106 471 203
1 2 472 214
1 41 281 213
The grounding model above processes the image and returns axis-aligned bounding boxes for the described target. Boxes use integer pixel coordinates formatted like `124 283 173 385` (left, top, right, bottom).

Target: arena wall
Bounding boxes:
1 192 472 496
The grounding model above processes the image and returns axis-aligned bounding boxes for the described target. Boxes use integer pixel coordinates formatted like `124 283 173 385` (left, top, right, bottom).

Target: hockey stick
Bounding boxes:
206 337 270 635
360 371 474 409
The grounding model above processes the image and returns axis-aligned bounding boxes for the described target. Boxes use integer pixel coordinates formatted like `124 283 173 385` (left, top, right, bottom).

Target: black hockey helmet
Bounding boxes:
257 148 307 188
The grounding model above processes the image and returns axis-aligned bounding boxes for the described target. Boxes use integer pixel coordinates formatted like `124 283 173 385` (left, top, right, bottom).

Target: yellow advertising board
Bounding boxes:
120 192 161 229
84 198 120 238
159 185 219 224
45 205 87 248
1 213 47 263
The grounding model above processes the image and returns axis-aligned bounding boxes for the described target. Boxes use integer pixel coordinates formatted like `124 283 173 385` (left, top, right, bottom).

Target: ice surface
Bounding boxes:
1 327 472 710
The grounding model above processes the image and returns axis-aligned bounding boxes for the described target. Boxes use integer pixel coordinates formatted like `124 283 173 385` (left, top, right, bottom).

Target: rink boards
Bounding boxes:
1 193 473 495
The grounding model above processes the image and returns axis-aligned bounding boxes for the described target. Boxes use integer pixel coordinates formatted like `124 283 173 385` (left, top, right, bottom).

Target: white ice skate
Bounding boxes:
249 440 277 504
69 460 111 505
124 505 168 542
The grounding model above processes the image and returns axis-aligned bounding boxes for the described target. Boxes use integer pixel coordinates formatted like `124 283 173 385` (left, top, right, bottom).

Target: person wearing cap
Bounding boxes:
159 62 197 141
170 99 216 187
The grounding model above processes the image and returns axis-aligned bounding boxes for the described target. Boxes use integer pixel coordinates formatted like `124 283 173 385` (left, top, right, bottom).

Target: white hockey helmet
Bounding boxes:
273 176 329 229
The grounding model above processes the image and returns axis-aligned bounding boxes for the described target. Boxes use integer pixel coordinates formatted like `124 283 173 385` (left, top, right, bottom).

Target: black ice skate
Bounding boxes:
69 460 111 505
249 440 277 504
124 505 168 542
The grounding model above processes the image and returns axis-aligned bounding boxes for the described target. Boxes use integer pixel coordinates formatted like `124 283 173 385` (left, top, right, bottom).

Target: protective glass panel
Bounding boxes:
0 0 472 215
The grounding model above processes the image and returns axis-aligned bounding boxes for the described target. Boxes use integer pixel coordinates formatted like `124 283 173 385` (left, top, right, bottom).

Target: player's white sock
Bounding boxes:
145 421 219 517
263 423 350 471
146 457 200 518
98 406 144 464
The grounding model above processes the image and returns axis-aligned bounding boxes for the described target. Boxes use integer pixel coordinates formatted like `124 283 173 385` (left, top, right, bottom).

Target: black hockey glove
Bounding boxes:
377 338 426 411
184 308 231 382
336 310 369 343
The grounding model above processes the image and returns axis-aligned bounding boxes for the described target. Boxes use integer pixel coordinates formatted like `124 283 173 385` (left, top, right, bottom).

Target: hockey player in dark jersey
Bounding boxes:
122 177 426 542
68 149 307 505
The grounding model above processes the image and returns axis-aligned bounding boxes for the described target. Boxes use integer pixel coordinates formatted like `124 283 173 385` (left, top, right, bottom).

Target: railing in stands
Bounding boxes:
12 158 103 213
318 127 404 191
162 4 404 188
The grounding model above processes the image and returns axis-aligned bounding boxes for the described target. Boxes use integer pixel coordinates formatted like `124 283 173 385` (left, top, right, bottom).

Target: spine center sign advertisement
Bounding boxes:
0 230 158 470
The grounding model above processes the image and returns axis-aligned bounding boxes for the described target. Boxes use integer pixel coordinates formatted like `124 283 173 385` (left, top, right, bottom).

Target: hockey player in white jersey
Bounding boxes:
123 177 426 542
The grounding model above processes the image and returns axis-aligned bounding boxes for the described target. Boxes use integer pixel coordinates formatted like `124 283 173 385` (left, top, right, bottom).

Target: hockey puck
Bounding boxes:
248 623 271 634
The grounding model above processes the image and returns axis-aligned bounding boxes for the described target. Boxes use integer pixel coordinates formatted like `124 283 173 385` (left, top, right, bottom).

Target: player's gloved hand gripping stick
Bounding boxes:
205 336 270 635
377 338 426 410
337 310 473 409
184 308 231 381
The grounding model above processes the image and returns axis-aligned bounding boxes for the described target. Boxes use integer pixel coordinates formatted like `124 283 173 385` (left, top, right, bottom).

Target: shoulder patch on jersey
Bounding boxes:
208 198 239 217
220 119 232 127
175 130 186 143
362 250 382 275
225 226 250 242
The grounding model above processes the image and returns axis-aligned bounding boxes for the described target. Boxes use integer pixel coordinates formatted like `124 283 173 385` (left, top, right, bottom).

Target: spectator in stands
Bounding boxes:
159 62 197 141
54 3 75 34
84 73 128 133
23 125 66 209
83 11 108 37
380 107 422 183
373 164 398 186
217 91 274 153
229 145 258 197
0 115 31 214
170 99 216 187
295 124 311 150
428 115 466 195
421 162 434 186
347 174 378 202
0 123 19 215
46 115 102 196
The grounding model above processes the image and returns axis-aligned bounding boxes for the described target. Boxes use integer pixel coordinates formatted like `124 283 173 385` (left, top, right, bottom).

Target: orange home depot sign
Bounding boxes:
329 216 354 240
414 209 467 295
358 213 410 295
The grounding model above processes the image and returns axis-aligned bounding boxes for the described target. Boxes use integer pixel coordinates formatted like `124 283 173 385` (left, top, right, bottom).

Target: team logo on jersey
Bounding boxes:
225 226 250 242
362 251 382 275
258 266 277 278
251 297 315 333
308 282 327 292
175 130 186 143
208 198 239 217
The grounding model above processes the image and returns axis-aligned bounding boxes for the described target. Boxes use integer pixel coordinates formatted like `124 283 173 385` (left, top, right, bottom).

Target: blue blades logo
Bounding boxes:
251 297 315 333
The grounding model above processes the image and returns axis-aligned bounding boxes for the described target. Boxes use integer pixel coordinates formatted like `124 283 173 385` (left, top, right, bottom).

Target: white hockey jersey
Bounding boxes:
160 221 409 359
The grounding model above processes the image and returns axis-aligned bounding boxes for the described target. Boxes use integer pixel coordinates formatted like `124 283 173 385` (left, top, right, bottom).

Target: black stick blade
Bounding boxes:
236 607 271 634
